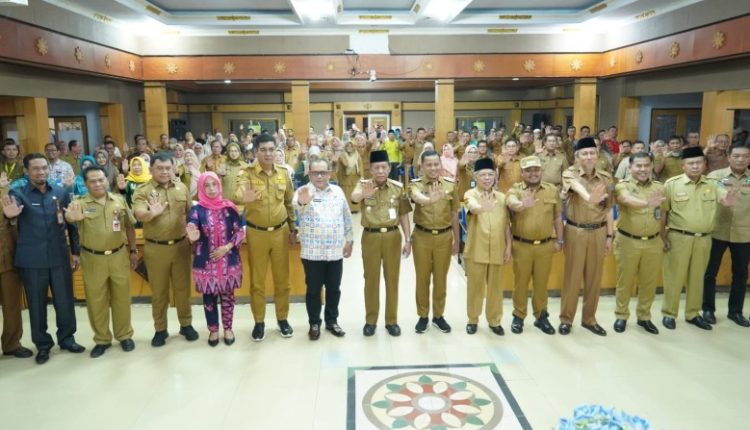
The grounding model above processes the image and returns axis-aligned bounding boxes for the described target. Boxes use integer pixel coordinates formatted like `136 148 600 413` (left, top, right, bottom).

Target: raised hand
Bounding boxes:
147 194 167 217
706 134 717 149
0 172 9 189
479 191 496 212
647 190 665 208
521 190 539 208
297 186 313 205
427 182 443 203
186 223 200 242
116 174 126 191
241 182 262 203
121 158 129 173
64 172 75 189
722 187 740 207
1 194 23 218
64 200 85 222
361 181 377 199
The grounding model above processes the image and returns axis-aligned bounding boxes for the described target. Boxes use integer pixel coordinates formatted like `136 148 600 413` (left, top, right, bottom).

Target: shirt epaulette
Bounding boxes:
442 177 456 183
411 177 422 182
387 178 404 188
664 175 681 185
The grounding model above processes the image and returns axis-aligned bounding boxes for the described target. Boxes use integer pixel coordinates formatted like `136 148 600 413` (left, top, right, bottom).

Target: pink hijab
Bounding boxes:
197 172 238 213
440 144 458 179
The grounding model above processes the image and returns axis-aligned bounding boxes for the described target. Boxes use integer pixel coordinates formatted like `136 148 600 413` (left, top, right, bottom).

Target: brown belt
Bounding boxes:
617 229 660 241
145 236 186 246
566 220 606 230
512 236 554 245
363 226 399 233
81 243 125 255
669 228 709 237
414 224 452 235
246 219 288 232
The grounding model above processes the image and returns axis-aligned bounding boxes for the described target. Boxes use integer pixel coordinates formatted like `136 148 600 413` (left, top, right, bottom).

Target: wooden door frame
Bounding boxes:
649 108 701 142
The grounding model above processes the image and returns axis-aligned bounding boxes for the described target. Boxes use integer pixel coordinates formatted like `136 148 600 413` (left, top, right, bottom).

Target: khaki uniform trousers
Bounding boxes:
662 231 711 320
614 234 662 321
512 241 554 319
81 249 134 344
246 225 290 322
362 230 402 325
413 229 453 318
465 258 503 326
560 225 606 326
144 240 192 331
0 269 24 353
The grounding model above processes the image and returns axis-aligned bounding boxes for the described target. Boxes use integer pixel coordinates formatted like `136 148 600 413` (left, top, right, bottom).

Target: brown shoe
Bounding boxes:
309 324 321 340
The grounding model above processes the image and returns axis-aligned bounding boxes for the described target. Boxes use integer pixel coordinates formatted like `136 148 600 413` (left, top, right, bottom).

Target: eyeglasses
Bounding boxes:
309 171 330 177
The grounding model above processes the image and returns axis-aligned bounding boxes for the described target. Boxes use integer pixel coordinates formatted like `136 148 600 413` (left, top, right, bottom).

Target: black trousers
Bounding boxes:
19 265 77 350
703 238 750 314
388 163 401 181
301 259 343 325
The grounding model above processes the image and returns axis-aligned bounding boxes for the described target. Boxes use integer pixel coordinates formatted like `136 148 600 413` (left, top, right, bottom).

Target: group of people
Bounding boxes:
0 120 748 365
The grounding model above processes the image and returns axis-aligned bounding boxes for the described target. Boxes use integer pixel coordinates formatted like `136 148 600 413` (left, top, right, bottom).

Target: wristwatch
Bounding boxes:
556 239 565 245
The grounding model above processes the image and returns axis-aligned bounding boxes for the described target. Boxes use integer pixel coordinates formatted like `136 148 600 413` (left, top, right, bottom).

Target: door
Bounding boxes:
650 109 701 142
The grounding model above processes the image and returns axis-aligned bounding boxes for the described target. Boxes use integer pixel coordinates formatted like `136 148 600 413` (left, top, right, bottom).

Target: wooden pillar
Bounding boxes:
573 78 597 134
143 82 169 144
99 103 126 149
14 97 50 155
509 108 522 129
700 91 735 139
435 79 455 145
553 108 566 128
283 92 293 134
291 81 310 141
617 97 640 142
211 111 223 135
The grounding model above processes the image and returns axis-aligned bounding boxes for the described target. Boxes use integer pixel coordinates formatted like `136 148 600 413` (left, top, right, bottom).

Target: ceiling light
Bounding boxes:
293 0 336 22
423 0 471 23
224 80 232 84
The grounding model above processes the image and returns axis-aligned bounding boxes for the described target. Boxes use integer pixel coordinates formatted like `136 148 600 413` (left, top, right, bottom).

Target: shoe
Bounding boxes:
582 323 607 336
432 317 451 333
363 324 376 337
415 317 429 333
489 325 505 336
510 316 524 334
278 320 294 338
251 323 266 342
662 316 676 330
325 323 346 337
466 324 477 335
687 316 712 330
637 320 659 335
309 324 321 341
3 346 33 358
385 324 401 337
614 319 626 333
151 330 169 347
179 325 199 341
35 349 50 365
60 342 86 353
727 313 750 327
559 323 571 335
702 310 717 324
90 343 111 358
224 330 235 346
208 333 219 347
120 339 136 352
534 315 555 335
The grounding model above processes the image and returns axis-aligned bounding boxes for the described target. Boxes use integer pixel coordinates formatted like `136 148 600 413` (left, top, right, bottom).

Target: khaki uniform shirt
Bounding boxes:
707 167 750 242
656 154 683 181
0 186 17 273
519 141 536 157
354 179 412 228
539 151 569 186
464 188 509 265
495 155 521 193
561 138 576 165
615 178 666 237
285 144 301 171
596 152 613 174
409 177 459 229
562 166 614 224
61 154 82 175
234 163 295 230
664 173 726 234
200 154 227 173
132 179 191 241
75 192 135 251
506 181 562 240
1 160 24 182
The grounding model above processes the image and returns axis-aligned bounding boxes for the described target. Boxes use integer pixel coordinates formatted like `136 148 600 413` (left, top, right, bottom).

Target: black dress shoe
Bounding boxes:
510 316 524 334
325 323 346 337
251 323 265 342
35 349 50 365
432 317 451 333
727 313 750 327
582 323 607 336
489 325 505 336
120 339 136 352
309 324 321 341
60 342 86 353
558 323 571 335
90 343 111 358
208 334 219 347
662 316 676 330
466 324 477 335
534 317 555 335
151 330 169 347
385 324 401 337
415 317 429 333
702 310 717 324
363 324 376 337
614 319 626 333
179 325 199 341
637 320 659 335
3 346 33 358
224 335 235 346
687 316 712 330
278 320 294 338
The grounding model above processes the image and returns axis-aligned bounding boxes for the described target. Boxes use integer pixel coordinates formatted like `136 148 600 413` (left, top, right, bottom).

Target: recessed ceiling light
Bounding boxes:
224 79 232 84
512 77 520 81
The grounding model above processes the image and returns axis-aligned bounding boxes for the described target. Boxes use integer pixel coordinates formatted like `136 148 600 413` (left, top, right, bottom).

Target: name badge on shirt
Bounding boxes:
388 208 397 220
112 209 121 232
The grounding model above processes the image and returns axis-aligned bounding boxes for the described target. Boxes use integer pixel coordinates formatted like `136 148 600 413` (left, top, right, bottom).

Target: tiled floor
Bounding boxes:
1 219 749 429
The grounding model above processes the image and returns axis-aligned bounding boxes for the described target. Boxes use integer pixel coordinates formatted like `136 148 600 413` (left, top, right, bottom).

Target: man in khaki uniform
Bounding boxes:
703 144 750 327
235 134 297 341
65 166 139 357
654 136 684 181
539 134 569 187
661 146 737 330
612 153 667 335
133 152 197 346
506 156 564 335
351 150 412 337
409 150 460 334
559 137 615 336
463 158 511 335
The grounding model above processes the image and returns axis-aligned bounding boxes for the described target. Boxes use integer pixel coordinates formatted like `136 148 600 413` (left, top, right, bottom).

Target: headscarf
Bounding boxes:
225 142 243 166
182 149 201 197
197 172 238 213
126 156 151 183
440 144 458 179
72 155 97 196
95 149 116 185
343 142 360 176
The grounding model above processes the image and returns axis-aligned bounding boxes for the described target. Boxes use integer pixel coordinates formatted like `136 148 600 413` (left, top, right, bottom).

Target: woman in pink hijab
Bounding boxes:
185 172 245 347
440 143 458 180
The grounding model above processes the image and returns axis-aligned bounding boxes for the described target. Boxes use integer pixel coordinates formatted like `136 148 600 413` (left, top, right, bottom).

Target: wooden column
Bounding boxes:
100 103 126 149
283 92 293 134
617 97 640 142
509 108 522 129
14 97 50 154
291 81 310 141
573 78 597 134
144 82 169 144
435 79 455 145
553 108 566 128
211 111 223 134
700 91 735 139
